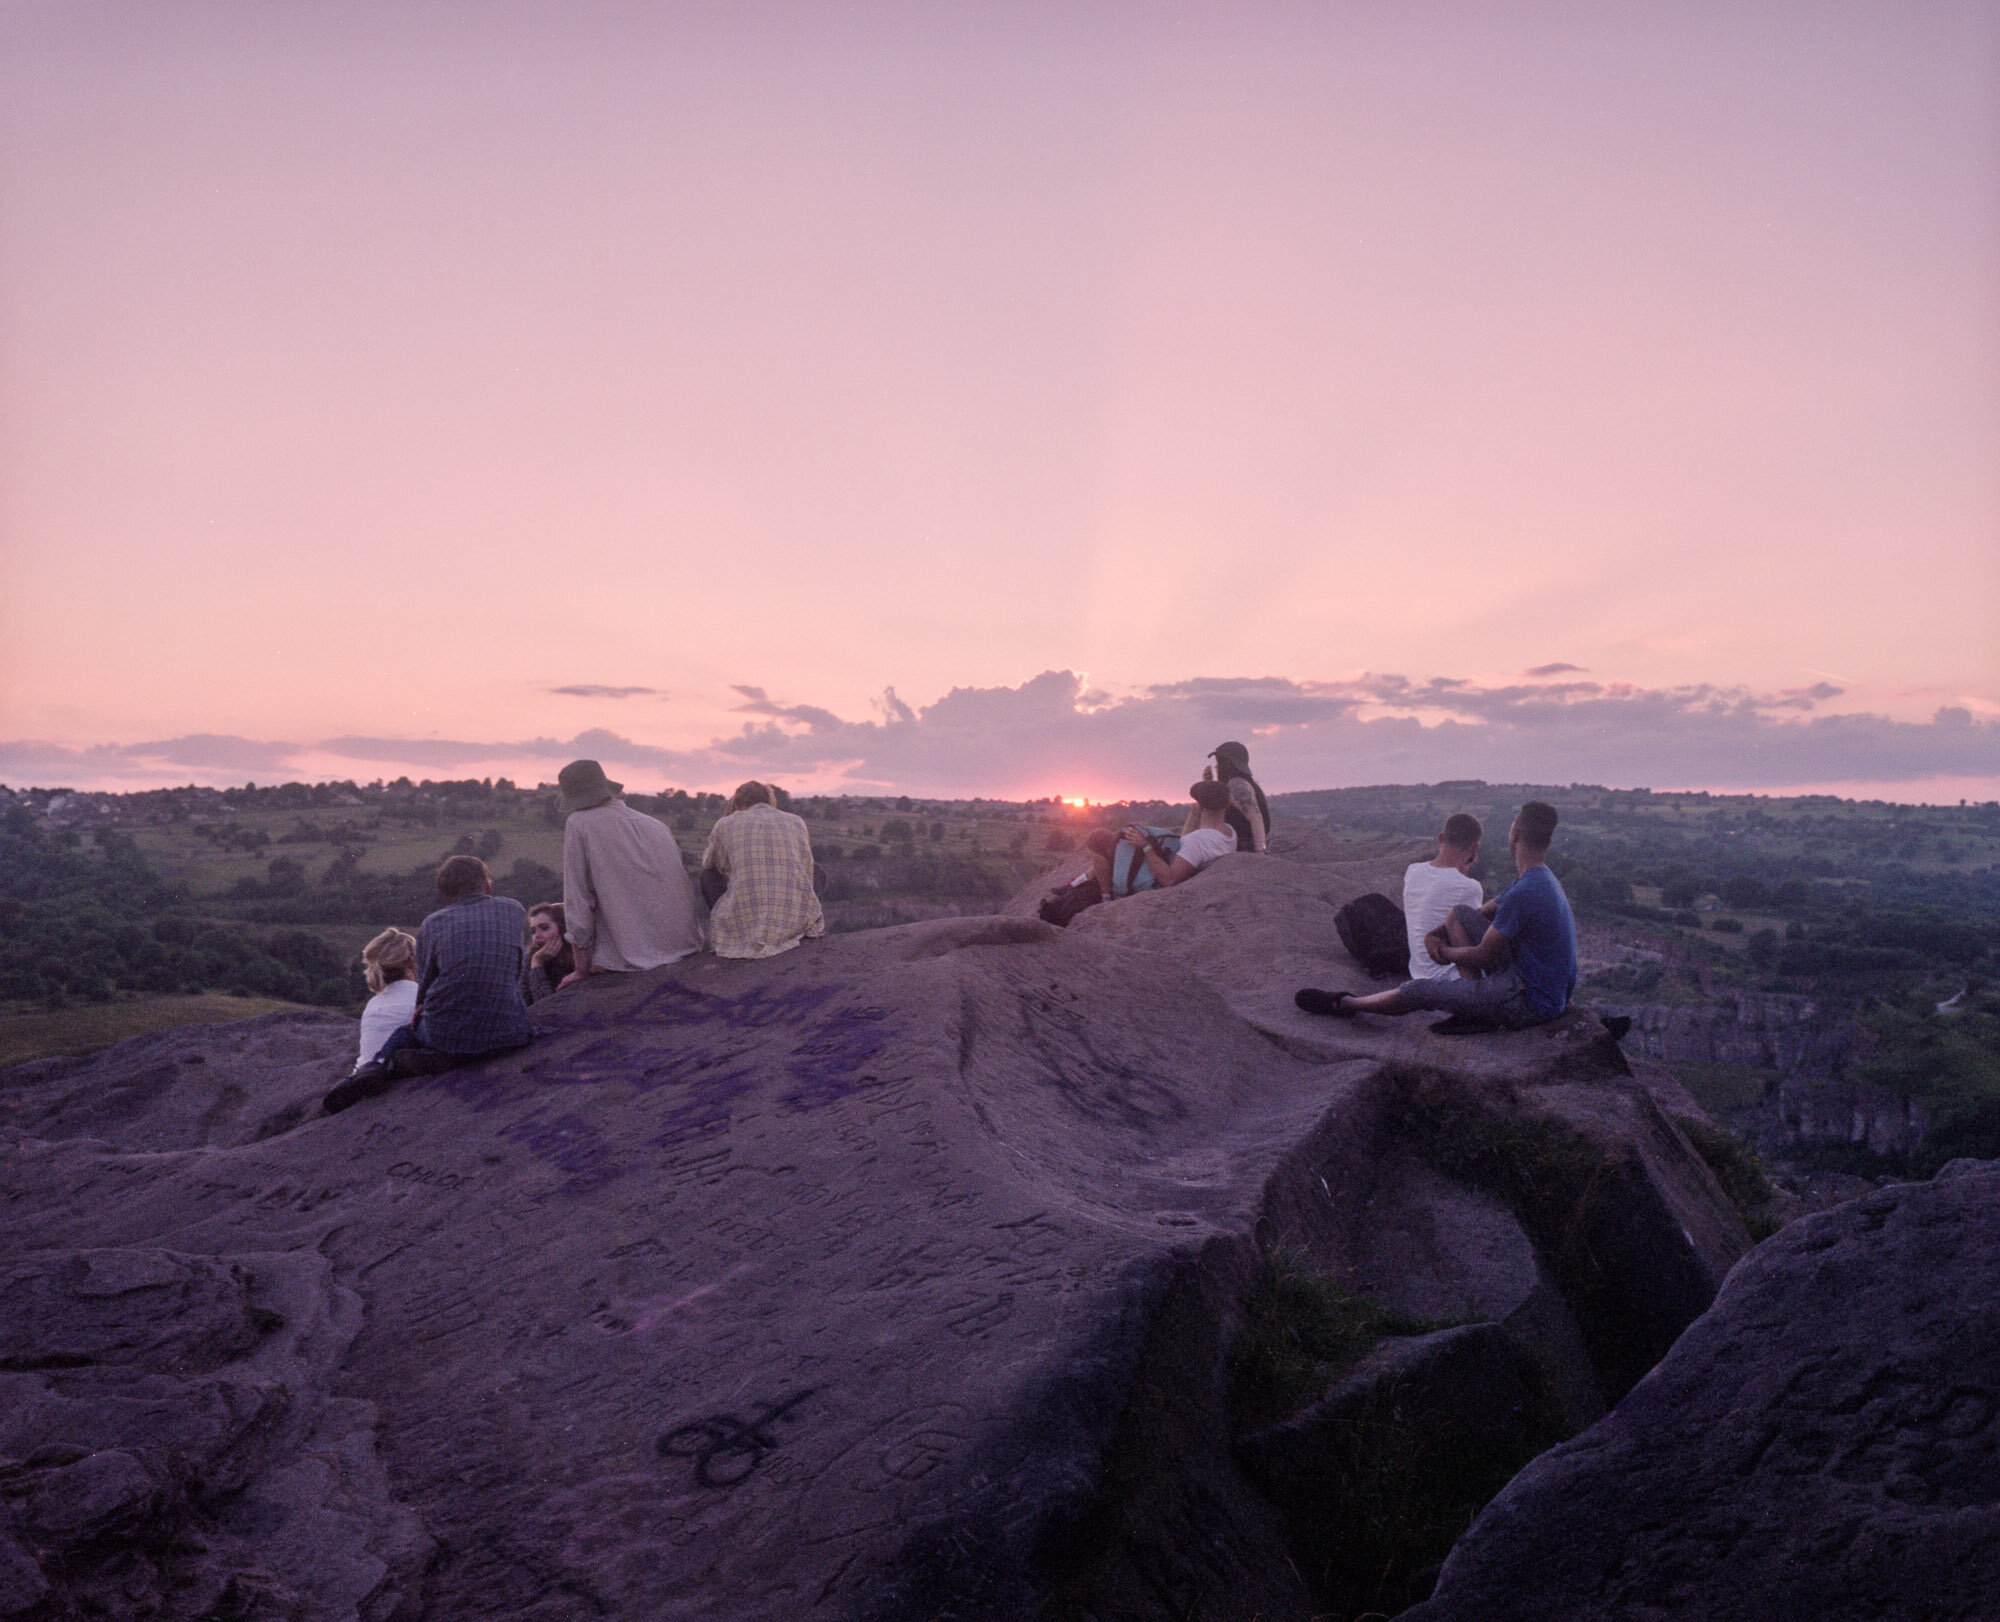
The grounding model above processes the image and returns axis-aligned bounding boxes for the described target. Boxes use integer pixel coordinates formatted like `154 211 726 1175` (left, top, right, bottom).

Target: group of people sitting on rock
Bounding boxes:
1294 798 1578 1033
1041 741 1271 923
323 759 825 1113
322 750 1577 1116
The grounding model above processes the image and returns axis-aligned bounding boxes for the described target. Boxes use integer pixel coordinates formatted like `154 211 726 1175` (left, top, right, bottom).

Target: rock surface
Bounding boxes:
2 838 1752 1620
1591 989 1849 1072
0 1247 429 1620
1406 1160 2000 1622
0 1008 356 1150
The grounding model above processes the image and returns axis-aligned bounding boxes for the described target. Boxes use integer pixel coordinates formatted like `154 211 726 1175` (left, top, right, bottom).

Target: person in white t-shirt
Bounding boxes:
1109 778 1238 892
1402 812 1486 981
353 927 419 1073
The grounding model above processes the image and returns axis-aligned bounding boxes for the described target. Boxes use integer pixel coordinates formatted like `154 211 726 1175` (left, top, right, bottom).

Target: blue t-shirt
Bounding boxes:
1491 865 1577 1019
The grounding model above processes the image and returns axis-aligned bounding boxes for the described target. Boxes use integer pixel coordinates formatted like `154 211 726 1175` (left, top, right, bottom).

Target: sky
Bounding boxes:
2 0 1996 802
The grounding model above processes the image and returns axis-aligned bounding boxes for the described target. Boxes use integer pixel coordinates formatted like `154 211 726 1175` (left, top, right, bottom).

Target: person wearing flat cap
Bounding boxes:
555 759 703 986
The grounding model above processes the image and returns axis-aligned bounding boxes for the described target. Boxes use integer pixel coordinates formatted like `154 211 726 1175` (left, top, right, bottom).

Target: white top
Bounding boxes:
1402 860 1485 981
357 978 418 1066
1177 824 1238 871
563 799 704 971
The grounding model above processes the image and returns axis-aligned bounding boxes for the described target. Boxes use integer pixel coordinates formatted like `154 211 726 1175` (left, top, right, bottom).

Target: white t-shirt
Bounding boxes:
1177 825 1238 872
1402 861 1485 981
357 978 418 1066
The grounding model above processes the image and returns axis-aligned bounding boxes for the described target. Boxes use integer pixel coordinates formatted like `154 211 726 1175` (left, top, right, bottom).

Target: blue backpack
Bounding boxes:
1111 827 1181 897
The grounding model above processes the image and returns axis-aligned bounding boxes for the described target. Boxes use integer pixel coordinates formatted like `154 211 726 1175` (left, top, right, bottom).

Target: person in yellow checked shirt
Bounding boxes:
700 781 826 959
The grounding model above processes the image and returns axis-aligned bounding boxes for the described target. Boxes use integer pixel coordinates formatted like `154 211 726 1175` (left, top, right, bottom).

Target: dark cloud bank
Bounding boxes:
6 672 1997 798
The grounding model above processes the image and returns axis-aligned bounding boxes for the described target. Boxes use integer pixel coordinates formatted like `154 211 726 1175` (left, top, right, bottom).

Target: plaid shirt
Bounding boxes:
415 893 534 1054
701 804 825 959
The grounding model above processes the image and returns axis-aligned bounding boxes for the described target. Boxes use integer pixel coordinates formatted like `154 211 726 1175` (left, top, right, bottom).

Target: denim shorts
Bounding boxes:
1397 966 1544 1028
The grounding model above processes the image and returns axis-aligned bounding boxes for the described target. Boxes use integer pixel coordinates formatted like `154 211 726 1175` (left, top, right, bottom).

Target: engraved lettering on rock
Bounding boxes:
386 1161 476 1191
657 1388 819 1489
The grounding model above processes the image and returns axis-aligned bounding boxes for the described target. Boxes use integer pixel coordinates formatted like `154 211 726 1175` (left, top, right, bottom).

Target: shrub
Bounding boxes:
1228 1254 1453 1431
1721 875 1769 910
1669 1113 1775 1217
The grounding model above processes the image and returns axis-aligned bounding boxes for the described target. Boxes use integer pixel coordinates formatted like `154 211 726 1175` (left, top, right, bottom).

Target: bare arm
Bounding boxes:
1120 827 1184 888
558 822 596 986
1441 924 1511 974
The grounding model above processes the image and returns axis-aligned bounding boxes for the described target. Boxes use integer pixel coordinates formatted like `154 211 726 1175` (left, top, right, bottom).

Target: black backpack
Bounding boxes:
1038 877 1103 928
1335 892 1409 979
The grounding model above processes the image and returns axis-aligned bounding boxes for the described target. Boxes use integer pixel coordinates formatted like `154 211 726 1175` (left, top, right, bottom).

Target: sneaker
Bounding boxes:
322 1059 399 1115
1294 988 1357 1018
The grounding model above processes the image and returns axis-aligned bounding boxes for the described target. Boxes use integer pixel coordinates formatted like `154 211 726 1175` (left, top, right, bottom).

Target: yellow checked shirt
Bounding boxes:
701 804 826 959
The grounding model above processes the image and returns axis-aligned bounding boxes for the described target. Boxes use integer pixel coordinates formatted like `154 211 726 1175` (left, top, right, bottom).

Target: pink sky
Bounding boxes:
3 2 1996 800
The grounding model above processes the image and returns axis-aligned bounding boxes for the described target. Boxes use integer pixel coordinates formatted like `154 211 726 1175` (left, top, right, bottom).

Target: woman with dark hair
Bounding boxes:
521 902 575 1005
1202 740 1269 853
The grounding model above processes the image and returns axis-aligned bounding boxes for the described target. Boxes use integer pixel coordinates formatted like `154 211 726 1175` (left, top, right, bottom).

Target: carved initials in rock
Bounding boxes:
657 1388 819 1490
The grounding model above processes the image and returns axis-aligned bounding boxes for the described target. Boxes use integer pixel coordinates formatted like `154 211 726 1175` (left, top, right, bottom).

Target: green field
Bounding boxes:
0 993 318 1071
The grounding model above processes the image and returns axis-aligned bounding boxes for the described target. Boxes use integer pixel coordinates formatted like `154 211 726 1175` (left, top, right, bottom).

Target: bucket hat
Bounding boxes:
557 759 623 814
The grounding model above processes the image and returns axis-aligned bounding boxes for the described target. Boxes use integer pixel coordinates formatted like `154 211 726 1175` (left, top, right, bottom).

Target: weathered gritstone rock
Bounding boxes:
1405 1160 2000 1622
1775 1069 1930 1158
0 1247 430 1621
1589 990 1850 1072
2 845 1752 1620
0 1008 356 1150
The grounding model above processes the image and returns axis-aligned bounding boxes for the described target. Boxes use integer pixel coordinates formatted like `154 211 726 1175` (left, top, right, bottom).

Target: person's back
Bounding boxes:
356 926 419 1067
704 785 824 959
358 976 418 1064
415 890 535 1054
559 759 702 974
1491 862 1577 1020
1402 812 1485 981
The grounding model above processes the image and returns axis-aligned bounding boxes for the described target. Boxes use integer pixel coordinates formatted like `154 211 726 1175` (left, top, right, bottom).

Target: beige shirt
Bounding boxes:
702 803 825 959
563 800 703 971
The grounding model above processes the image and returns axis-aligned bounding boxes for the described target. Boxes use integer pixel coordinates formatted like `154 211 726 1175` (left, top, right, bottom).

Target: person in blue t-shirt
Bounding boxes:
1295 800 1577 1030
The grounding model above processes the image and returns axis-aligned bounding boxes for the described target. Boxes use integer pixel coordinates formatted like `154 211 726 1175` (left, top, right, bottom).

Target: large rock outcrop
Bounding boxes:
2 835 1752 1620
1406 1159 2000 1622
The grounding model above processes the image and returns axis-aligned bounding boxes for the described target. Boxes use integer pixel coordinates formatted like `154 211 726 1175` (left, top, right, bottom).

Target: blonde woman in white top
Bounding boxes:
354 928 419 1072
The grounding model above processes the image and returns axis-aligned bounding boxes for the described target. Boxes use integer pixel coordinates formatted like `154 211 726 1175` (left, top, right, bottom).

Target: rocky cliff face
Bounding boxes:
1405 1158 2000 1622
1589 989 1851 1072
1 832 1751 1621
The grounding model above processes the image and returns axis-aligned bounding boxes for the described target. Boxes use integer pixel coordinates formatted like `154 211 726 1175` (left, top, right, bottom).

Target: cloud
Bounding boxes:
1524 662 1587 677
0 734 301 783
8 671 1999 797
646 671 2000 796
730 686 844 732
549 685 661 699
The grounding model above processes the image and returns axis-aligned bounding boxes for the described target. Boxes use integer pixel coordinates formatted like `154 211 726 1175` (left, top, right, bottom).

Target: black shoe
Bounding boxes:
322 1059 399 1115
1601 1015 1633 1042
1295 988 1357 1018
1428 1013 1498 1036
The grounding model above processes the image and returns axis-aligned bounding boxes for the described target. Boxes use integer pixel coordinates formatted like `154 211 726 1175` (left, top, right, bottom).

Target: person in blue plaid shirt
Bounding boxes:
323 855 534 1114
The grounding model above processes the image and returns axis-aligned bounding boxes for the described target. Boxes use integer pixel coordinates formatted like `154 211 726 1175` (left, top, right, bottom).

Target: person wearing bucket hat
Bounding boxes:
556 759 703 984
1203 740 1270 853
557 758 623 813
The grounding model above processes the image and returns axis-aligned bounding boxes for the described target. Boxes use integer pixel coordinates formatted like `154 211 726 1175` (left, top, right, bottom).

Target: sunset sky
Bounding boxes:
3 1 1996 801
